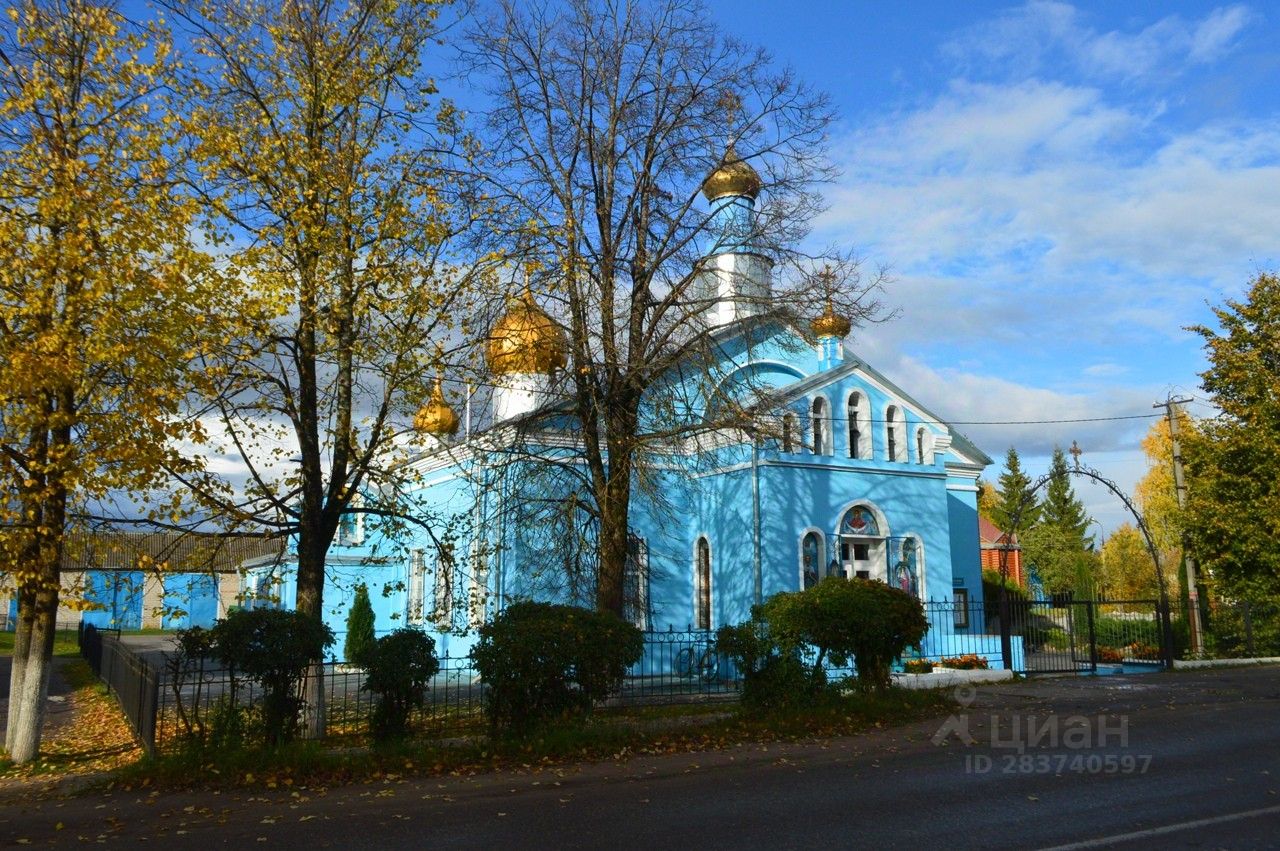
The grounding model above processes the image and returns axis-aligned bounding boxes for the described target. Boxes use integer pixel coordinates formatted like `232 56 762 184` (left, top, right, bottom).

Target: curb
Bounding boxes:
1172 657 1280 670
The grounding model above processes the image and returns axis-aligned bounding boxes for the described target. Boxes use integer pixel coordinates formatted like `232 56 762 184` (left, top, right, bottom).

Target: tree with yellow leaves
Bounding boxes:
163 0 491 734
0 0 225 762
1133 409 1197 564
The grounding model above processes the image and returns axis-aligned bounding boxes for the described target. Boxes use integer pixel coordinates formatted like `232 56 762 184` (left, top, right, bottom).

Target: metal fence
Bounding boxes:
77 623 160 754
155 629 741 747
1183 597 1280 659
79 597 1280 753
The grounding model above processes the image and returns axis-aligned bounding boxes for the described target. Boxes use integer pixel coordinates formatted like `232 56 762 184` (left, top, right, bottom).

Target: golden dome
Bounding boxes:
485 287 567 376
810 301 851 339
702 143 762 201
414 377 459 436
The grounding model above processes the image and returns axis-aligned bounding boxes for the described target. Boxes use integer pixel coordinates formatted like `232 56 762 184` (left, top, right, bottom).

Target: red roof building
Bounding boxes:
979 517 1024 587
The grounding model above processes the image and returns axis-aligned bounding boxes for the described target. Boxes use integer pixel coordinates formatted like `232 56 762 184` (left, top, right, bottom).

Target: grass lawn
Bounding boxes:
114 685 957 793
0 629 80 658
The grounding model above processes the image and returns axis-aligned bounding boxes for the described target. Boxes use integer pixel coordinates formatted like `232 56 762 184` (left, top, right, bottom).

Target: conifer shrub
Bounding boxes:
209 608 334 748
472 602 643 734
344 583 377 666
361 628 439 743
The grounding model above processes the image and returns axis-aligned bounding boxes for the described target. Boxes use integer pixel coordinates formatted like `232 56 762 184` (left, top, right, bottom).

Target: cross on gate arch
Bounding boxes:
992 443 1176 670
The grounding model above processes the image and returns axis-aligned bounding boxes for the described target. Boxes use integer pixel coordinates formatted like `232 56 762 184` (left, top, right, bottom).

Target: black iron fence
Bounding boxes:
77 623 160 754
79 597 1280 753
1184 597 1280 659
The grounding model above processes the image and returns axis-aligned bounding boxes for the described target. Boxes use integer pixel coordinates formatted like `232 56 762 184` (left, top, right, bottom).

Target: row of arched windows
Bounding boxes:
779 394 934 464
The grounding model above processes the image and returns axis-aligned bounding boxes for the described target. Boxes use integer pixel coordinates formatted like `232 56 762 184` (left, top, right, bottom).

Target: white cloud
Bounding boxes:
943 2 1253 82
852 346 1159 457
1083 362 1128 377
820 80 1280 351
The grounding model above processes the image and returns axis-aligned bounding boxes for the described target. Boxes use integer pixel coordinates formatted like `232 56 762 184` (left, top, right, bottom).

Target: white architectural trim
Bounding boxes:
831 498 891 540
843 388 872 459
809 393 831 455
797 525 826 590
692 534 713 630
893 529 927 600
882 402 906 463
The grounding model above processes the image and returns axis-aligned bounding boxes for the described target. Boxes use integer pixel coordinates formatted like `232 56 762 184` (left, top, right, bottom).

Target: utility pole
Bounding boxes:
1154 395 1203 655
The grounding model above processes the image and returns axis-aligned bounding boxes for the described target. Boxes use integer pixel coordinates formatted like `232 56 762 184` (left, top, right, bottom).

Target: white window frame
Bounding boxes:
811 395 830 455
407 549 426 626
694 536 712 630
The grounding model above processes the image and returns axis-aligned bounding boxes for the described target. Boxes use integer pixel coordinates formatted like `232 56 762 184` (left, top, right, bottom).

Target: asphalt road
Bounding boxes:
3 665 1279 849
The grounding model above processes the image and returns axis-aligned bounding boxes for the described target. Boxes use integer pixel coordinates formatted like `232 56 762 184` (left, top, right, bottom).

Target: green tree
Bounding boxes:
344 584 377 665
1021 523 1079 594
1184 272 1280 602
1100 524 1159 600
165 0 487 735
1041 446 1093 547
989 448 1041 533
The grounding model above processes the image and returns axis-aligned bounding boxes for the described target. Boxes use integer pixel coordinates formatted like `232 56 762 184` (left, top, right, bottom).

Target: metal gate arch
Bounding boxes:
993 454 1176 672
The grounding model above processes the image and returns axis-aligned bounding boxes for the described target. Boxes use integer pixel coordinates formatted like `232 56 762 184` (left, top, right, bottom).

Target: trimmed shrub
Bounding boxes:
209 608 334 748
361 628 439 742
344 583 377 666
472 601 644 734
716 614 824 710
718 578 930 700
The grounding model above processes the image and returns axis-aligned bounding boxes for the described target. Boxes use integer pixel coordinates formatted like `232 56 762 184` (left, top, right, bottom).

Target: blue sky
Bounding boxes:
706 0 1280 532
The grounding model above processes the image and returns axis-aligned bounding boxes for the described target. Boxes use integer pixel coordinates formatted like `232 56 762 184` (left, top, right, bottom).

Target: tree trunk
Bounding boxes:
5 584 35 754
8 586 57 764
595 437 634 618
294 534 327 739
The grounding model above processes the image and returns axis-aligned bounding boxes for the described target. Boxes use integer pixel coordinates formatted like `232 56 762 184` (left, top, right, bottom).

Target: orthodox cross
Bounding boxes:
1069 439 1083 471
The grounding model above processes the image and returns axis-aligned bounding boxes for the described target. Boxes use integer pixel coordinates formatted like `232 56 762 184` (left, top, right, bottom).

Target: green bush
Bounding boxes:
361 628 439 742
715 615 824 711
344 583 377 666
209 608 334 748
719 578 930 699
472 601 644 734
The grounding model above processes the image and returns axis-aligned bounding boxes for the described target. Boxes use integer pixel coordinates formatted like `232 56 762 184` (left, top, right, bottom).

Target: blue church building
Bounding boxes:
244 144 1001 667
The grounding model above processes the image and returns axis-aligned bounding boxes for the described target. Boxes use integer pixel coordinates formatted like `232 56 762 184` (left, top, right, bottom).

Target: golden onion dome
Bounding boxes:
810 300 852 340
702 143 762 201
414 377 460 437
485 287 568 376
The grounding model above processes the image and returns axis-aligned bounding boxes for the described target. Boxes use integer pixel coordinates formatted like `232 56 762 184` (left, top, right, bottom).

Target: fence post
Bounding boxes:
1243 601 1255 657
998 588 1013 671
1085 601 1098 673
1159 599 1175 671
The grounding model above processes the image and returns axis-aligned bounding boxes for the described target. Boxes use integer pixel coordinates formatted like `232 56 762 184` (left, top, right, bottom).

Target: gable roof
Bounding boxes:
740 321 993 467
978 516 1018 547
61 530 283 573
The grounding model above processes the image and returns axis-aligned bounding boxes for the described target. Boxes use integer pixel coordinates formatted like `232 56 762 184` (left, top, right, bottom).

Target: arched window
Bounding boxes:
840 505 881 537
886 406 899 462
801 531 822 589
811 396 828 455
848 393 861 458
782 412 796 453
695 537 711 630
893 537 922 599
916 427 931 465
